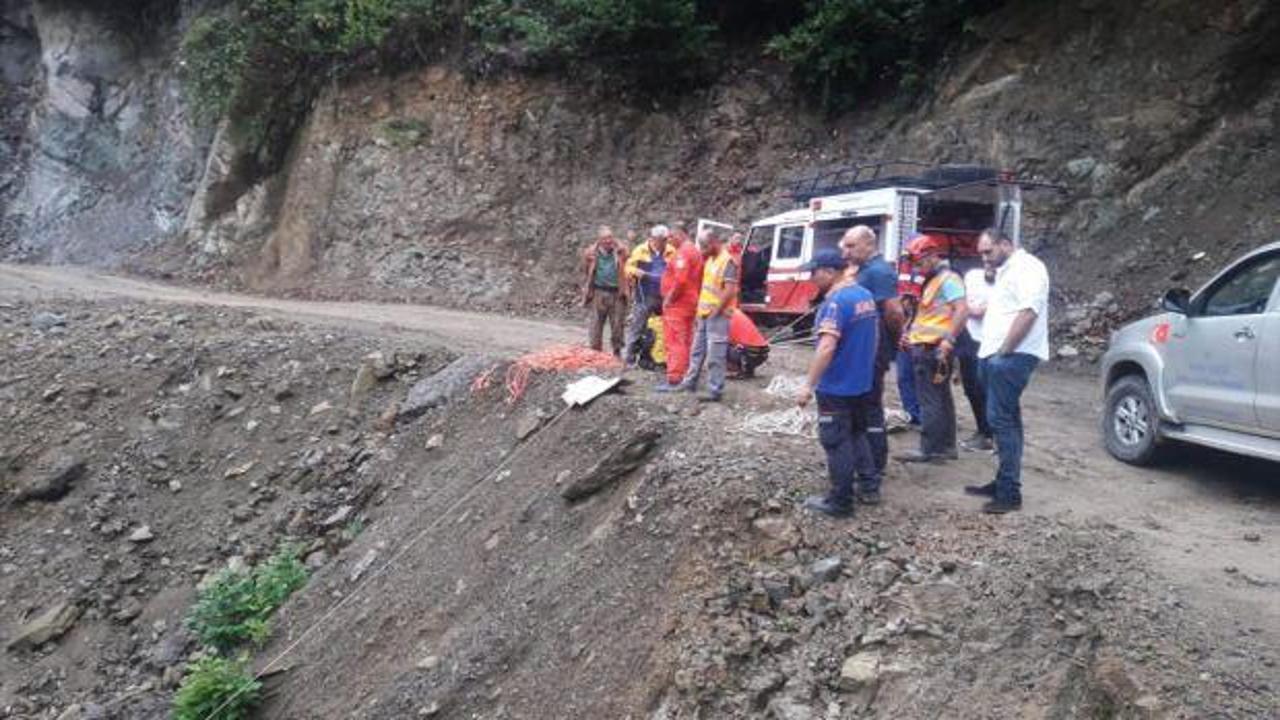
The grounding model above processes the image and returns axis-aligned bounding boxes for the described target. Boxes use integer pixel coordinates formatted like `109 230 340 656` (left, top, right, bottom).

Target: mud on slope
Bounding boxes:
254 376 1277 719
2 299 1276 719
0 297 454 718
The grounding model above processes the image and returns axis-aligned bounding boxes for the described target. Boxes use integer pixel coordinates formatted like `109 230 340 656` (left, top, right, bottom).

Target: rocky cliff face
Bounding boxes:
2 0 1277 349
0 0 211 267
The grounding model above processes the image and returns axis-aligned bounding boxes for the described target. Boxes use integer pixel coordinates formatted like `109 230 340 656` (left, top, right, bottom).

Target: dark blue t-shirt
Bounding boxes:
815 283 879 396
856 254 898 303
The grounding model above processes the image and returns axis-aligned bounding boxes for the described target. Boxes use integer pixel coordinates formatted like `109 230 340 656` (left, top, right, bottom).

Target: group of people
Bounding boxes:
798 225 1050 517
579 223 767 402
582 220 1050 516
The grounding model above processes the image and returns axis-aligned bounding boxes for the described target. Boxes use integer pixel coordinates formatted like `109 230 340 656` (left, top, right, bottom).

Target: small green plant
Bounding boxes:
173 656 262 720
380 117 430 148
341 517 366 541
187 545 308 653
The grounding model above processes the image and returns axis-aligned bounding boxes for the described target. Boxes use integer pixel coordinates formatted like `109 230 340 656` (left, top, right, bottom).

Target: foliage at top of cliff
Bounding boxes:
467 0 715 90
769 0 1004 110
181 0 1006 119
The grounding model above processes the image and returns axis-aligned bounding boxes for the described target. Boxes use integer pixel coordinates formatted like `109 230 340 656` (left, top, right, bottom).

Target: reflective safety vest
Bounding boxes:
907 269 962 345
697 252 739 318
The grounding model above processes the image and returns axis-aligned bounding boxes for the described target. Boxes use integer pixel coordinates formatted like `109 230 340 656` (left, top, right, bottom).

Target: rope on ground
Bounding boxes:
739 406 816 438
765 306 816 344
470 364 498 394
764 374 808 399
199 405 575 720
503 344 622 404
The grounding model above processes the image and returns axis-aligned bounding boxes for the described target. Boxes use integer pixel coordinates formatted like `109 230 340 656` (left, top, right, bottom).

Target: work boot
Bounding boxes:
696 392 722 403
960 432 993 452
981 498 1022 514
964 482 997 497
802 495 853 519
855 490 882 506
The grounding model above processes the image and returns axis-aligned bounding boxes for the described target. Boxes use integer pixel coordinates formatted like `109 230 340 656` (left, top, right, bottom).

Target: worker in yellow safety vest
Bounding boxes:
897 234 968 464
675 228 739 402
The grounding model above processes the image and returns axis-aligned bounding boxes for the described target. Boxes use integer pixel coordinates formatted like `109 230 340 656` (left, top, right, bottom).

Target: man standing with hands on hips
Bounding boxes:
797 249 882 518
966 228 1050 513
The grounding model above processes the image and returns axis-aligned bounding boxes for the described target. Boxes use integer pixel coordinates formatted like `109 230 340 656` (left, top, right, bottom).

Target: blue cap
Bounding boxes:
802 248 846 272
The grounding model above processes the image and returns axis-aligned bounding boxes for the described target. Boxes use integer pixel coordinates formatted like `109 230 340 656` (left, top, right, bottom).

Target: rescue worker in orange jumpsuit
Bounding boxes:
656 225 702 391
726 309 770 378
677 229 740 402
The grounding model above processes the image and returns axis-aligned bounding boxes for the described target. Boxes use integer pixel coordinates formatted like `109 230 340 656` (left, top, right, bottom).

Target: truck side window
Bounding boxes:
748 225 775 250
777 226 804 260
1200 254 1280 317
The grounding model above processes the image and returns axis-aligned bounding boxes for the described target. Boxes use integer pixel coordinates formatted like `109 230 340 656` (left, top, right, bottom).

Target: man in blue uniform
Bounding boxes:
797 249 881 518
839 226 905 487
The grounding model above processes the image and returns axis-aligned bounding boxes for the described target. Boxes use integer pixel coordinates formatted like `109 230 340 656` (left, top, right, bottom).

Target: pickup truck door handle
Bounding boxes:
1234 326 1256 340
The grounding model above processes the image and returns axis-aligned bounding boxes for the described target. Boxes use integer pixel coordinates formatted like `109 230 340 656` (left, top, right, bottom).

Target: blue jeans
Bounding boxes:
895 349 921 423
816 393 880 508
980 353 1040 503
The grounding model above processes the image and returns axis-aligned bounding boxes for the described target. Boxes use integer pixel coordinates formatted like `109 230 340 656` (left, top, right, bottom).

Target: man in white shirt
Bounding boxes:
964 228 1050 513
957 262 996 450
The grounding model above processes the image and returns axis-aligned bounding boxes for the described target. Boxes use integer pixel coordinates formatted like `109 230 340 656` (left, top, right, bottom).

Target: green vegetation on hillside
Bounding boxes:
187 544 309 653
179 0 1005 165
468 0 715 90
768 0 1004 110
173 656 262 720
172 545 309 720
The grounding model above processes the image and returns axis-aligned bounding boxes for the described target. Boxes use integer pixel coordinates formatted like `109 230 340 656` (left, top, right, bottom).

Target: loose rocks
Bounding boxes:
30 312 67 331
13 456 87 503
810 556 844 584
7 600 81 650
401 354 495 419
839 652 881 691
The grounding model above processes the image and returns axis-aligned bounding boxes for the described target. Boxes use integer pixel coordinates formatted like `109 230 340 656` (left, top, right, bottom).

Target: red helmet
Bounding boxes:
906 234 949 260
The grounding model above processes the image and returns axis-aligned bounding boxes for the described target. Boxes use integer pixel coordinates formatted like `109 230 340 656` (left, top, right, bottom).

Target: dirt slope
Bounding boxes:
2 270 1276 719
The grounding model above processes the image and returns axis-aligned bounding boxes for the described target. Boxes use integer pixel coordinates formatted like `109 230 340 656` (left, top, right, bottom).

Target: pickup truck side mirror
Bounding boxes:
1160 288 1191 314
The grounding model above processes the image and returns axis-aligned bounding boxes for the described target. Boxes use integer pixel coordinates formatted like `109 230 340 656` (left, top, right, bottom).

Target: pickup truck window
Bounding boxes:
1201 253 1280 317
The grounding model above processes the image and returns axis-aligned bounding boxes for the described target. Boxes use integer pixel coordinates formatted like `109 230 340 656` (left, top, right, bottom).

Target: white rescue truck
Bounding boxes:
710 162 1053 322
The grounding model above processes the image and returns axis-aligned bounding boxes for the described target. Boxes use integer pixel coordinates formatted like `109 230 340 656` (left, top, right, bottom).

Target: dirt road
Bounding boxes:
4 261 1277 652
0 263 578 353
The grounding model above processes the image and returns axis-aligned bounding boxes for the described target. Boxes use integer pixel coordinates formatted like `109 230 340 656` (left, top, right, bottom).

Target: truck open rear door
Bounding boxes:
696 218 735 243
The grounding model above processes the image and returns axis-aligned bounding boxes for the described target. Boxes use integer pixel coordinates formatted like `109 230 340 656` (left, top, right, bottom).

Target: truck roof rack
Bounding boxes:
786 162 1061 203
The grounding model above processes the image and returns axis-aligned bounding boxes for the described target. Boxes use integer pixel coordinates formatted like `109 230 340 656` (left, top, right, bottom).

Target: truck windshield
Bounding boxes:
813 218 883 256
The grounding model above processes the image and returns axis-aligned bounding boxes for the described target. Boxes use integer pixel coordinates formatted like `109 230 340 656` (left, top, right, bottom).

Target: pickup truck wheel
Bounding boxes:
1103 375 1164 465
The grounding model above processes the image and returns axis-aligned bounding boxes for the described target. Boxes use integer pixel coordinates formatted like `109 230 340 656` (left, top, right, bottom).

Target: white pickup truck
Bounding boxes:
1100 242 1280 465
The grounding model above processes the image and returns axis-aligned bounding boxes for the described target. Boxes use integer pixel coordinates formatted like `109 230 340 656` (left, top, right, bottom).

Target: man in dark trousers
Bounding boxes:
957 259 996 450
839 225 904 493
897 235 968 464
797 249 882 517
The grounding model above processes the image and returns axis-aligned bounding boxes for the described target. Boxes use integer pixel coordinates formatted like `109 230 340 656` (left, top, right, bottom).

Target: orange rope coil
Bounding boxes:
499 344 622 404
